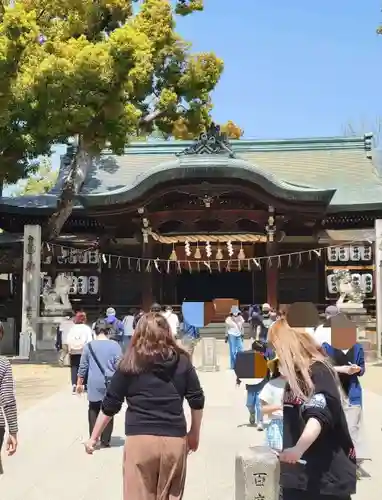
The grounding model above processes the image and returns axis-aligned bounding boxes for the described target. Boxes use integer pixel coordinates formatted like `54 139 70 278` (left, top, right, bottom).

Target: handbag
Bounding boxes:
88 343 112 389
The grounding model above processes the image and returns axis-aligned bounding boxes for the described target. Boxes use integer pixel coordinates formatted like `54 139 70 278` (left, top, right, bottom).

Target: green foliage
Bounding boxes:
0 0 223 187
12 158 58 195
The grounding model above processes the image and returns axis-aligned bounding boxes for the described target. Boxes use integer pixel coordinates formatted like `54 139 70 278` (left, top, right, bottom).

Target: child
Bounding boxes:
259 357 286 451
235 340 271 430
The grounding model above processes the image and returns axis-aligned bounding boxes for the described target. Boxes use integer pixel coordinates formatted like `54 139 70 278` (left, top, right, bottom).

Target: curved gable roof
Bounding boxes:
79 155 335 207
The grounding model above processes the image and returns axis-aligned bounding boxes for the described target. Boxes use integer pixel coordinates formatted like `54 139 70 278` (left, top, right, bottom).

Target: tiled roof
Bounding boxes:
77 135 379 209
1 134 380 211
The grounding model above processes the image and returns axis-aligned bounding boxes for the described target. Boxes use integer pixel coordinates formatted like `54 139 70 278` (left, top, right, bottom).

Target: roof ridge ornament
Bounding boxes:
177 123 235 158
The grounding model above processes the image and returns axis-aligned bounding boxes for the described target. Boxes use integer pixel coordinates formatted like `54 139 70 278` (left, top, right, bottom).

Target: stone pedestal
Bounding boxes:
20 225 41 358
235 446 280 500
36 316 63 350
199 337 219 372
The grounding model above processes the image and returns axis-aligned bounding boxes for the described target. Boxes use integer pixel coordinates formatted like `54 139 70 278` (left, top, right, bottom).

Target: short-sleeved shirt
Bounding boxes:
259 377 286 420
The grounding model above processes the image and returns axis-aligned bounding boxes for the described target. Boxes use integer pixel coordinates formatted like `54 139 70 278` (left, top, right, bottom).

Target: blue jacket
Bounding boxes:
323 342 365 407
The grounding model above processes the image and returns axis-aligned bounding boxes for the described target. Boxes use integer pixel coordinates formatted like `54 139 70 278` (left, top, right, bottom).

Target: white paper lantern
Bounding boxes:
88 276 99 295
77 276 88 295
326 274 338 294
77 251 89 264
69 276 78 295
362 273 373 294
327 247 339 262
68 249 78 264
350 245 361 261
351 273 361 289
361 246 372 261
88 250 99 265
338 246 349 262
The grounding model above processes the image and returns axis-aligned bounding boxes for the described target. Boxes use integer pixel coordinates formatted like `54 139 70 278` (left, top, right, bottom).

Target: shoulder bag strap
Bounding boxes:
88 343 106 377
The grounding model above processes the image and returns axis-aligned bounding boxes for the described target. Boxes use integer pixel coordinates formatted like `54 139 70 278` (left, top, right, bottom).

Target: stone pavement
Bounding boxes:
1 353 382 499
10 362 68 412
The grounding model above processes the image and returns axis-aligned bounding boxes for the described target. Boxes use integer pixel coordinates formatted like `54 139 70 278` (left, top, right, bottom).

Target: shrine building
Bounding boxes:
0 127 379 354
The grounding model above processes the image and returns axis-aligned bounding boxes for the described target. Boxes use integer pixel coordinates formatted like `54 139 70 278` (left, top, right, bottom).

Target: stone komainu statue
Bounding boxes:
42 273 72 310
333 269 365 305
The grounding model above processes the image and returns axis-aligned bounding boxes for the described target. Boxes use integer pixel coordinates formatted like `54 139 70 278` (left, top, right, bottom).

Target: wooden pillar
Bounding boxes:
141 237 153 311
266 241 278 308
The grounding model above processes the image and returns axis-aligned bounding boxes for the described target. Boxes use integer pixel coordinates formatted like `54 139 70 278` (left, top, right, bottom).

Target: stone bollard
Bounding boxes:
235 446 280 500
199 337 219 371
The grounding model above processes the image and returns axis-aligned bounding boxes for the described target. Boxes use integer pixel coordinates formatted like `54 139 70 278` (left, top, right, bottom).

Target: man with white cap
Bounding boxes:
104 307 124 344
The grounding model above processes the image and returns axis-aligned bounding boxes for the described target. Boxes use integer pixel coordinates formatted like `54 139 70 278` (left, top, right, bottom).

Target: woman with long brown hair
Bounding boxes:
84 312 205 500
268 319 356 500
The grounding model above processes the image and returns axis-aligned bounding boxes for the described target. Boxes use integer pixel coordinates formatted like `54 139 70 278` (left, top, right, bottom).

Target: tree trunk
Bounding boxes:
44 136 92 241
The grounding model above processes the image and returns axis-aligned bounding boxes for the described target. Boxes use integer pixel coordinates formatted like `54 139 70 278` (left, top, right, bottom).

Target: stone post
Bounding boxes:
235 446 280 500
199 337 219 371
20 225 42 358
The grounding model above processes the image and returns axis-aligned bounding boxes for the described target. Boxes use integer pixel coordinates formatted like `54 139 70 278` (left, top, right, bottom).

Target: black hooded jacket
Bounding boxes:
282 361 356 496
102 351 204 437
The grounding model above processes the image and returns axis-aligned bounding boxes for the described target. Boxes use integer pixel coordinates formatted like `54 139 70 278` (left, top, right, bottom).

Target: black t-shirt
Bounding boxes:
282 361 356 496
102 352 204 437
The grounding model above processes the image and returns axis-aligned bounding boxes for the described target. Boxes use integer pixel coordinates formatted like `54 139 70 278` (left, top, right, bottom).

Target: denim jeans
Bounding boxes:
228 334 244 369
246 388 262 424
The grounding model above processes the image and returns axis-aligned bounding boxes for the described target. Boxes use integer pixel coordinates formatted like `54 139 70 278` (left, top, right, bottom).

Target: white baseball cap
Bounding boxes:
106 307 116 316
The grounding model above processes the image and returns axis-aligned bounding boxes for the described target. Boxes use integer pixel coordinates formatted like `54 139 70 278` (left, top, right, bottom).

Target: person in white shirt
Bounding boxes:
57 315 75 366
66 312 93 393
121 310 135 352
162 306 179 338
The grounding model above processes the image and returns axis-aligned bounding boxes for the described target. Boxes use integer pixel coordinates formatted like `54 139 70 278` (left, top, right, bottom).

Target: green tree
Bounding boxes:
12 158 58 196
0 0 223 237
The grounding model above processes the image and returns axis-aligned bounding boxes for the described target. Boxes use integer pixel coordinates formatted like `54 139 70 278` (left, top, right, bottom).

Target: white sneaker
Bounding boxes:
257 422 264 431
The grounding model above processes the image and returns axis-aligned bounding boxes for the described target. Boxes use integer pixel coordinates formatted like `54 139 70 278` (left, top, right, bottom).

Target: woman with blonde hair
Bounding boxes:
268 319 356 500
84 312 205 500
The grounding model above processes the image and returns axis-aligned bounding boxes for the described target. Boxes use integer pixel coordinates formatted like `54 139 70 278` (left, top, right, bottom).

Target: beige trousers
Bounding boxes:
343 404 369 461
123 435 187 500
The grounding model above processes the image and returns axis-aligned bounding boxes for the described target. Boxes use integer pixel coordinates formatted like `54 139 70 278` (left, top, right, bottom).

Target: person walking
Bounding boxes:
162 305 180 339
235 339 269 430
225 306 245 369
56 314 74 366
268 319 356 500
76 319 122 448
67 311 93 393
322 335 368 464
84 312 205 500
0 321 18 474
121 309 135 353
104 307 124 344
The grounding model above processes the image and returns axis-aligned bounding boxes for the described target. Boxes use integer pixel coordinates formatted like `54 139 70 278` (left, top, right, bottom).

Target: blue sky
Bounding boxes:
177 0 382 139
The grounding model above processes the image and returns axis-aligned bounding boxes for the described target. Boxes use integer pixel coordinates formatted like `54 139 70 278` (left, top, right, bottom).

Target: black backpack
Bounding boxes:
107 319 120 341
